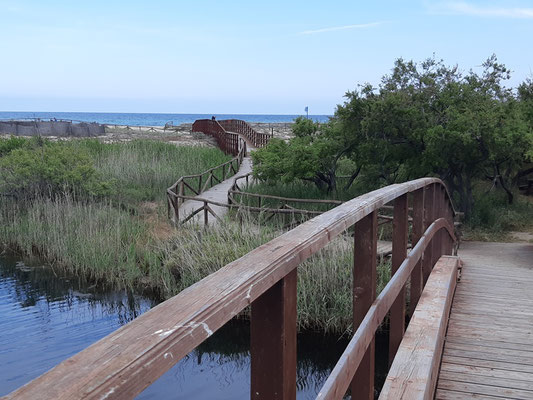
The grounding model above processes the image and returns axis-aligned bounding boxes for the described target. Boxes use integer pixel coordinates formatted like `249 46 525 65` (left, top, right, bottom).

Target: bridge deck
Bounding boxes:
436 241 533 399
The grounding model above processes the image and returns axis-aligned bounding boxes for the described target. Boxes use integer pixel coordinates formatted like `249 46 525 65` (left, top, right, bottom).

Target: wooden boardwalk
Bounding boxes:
436 241 533 399
178 156 253 224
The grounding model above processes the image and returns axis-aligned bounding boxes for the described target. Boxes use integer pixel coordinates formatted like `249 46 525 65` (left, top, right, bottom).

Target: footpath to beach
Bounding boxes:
177 156 253 225
177 135 256 225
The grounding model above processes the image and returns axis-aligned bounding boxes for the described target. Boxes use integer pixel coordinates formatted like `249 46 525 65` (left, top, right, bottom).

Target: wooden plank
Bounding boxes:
446 326 533 345
448 312 533 326
6 177 446 400
251 269 297 400
442 355 533 375
444 337 533 353
440 363 533 385
447 319 533 336
389 194 408 365
437 379 533 399
435 388 514 400
443 348 533 366
378 256 459 400
351 211 377 400
440 370 533 392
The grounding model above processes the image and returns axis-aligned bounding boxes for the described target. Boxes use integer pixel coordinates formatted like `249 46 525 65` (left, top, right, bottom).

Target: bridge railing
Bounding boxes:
6 178 456 400
191 119 241 156
218 119 272 148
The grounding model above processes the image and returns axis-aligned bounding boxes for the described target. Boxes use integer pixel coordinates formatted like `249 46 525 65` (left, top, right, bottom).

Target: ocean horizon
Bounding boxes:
0 111 331 126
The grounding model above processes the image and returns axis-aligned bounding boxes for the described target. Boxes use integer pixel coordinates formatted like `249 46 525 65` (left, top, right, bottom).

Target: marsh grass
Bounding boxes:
0 195 177 296
162 214 392 334
80 139 231 205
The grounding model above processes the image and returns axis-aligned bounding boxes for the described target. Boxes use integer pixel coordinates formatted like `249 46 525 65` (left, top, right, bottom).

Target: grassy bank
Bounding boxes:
0 137 231 297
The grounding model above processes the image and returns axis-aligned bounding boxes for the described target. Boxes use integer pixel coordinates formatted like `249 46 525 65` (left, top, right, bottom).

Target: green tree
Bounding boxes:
252 117 362 192
336 55 532 217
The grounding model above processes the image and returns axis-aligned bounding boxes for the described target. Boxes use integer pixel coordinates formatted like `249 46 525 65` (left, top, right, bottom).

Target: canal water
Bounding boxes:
0 254 377 399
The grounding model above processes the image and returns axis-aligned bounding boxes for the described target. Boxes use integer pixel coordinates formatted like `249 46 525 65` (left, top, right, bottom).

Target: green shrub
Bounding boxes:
0 140 112 198
0 136 28 156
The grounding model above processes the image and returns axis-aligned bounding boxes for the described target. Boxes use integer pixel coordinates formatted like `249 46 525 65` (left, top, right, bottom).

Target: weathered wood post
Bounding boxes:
178 181 184 207
351 211 377 400
203 201 208 226
430 183 440 271
422 184 435 284
389 194 408 365
250 269 297 399
410 188 425 314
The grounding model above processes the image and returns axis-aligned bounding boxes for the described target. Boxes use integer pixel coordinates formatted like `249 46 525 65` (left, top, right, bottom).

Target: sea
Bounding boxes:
0 111 330 127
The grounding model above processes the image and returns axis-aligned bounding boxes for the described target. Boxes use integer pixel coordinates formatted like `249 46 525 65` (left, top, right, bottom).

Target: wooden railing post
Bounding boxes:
352 211 377 400
178 181 184 207
430 184 440 269
389 194 408 365
174 192 179 223
251 269 297 400
422 184 435 284
410 188 425 315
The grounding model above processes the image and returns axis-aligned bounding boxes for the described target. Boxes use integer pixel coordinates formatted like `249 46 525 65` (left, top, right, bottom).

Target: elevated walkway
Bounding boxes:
436 241 533 399
381 240 533 399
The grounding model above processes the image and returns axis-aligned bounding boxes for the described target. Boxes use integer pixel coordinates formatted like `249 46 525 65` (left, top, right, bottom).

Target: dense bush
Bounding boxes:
0 139 112 198
0 136 27 156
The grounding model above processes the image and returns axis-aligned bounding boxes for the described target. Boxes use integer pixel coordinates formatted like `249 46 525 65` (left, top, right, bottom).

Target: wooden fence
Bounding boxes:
218 119 272 148
6 178 457 400
191 119 242 156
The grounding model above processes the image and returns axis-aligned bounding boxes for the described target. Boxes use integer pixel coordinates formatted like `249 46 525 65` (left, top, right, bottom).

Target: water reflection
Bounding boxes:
1 254 365 399
0 254 155 396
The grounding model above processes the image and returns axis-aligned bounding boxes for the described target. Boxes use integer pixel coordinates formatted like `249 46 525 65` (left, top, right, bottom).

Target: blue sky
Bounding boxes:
1 0 532 115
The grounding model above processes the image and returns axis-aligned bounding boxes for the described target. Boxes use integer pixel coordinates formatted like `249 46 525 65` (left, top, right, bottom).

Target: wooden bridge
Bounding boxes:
5 120 533 399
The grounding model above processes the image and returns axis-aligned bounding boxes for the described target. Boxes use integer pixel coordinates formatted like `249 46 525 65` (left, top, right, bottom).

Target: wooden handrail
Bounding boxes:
316 218 455 399
6 178 456 399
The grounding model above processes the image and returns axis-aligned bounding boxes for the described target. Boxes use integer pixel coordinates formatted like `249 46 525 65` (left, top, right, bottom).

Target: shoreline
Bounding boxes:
0 121 294 145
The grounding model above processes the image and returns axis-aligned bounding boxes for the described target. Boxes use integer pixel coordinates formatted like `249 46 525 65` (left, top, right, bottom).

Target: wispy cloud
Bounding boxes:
429 2 533 18
299 21 384 35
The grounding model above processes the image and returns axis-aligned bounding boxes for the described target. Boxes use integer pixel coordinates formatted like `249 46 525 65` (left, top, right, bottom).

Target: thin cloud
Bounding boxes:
430 2 533 18
299 21 384 35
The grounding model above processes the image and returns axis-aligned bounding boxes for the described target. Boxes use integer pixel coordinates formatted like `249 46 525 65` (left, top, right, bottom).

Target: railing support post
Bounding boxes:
422 184 435 284
251 269 297 400
352 211 377 400
430 184 440 271
389 194 408 365
409 188 425 315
